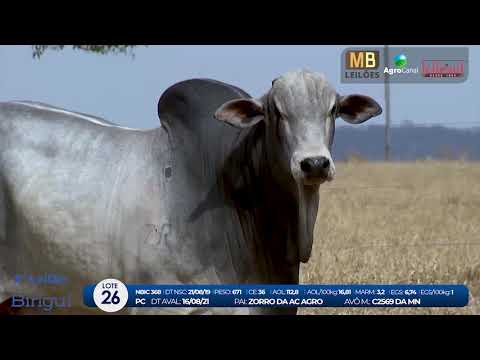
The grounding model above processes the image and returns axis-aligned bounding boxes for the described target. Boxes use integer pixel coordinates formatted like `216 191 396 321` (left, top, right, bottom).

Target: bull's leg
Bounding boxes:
0 297 24 315
0 251 17 315
0 181 9 312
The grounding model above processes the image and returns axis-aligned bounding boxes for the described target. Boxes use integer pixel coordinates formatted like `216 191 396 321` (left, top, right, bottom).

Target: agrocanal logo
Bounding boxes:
384 53 418 75
394 54 407 68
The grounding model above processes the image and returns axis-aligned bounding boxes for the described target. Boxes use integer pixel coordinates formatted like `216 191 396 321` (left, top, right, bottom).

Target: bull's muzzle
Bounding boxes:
300 156 334 184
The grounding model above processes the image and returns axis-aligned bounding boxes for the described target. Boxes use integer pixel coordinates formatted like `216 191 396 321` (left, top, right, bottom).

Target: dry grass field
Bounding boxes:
299 160 480 315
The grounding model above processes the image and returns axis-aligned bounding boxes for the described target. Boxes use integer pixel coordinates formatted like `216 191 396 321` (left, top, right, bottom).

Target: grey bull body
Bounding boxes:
0 70 381 314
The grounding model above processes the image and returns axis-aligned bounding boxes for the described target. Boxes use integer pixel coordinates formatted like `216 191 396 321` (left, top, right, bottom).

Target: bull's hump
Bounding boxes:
157 78 251 126
2 101 145 131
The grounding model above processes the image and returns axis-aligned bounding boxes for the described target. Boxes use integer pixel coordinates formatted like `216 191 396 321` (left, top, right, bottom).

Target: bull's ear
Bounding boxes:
337 94 382 124
214 98 265 128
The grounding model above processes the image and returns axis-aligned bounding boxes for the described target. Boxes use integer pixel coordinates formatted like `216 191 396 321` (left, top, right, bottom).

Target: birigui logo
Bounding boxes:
10 273 71 312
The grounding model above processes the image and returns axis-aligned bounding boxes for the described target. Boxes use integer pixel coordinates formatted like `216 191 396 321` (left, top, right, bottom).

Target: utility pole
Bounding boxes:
384 45 391 161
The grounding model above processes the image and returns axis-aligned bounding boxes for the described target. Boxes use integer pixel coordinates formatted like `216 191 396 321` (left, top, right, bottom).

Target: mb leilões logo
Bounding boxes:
346 50 379 69
344 50 380 79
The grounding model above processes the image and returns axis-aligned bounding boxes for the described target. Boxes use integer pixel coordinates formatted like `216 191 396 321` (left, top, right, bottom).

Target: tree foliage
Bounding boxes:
32 45 144 59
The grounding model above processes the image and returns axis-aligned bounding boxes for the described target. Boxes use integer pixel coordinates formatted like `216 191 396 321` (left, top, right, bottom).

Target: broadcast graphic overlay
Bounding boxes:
341 47 468 83
84 280 469 313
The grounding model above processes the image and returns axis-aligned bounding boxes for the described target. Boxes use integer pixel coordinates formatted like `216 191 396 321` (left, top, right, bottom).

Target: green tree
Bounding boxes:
32 45 145 59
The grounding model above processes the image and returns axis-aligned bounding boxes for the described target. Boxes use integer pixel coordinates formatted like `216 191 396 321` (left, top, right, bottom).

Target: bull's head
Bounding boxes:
214 70 382 263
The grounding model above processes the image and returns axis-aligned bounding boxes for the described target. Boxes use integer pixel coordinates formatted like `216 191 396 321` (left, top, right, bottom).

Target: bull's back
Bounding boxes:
0 102 170 307
0 102 156 221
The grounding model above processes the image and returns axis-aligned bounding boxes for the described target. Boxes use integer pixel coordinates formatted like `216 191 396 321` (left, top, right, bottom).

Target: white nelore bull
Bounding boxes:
0 70 381 314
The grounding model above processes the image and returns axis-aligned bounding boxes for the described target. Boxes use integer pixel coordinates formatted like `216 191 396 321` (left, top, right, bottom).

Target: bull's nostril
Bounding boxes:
321 158 330 169
300 159 313 173
300 156 330 177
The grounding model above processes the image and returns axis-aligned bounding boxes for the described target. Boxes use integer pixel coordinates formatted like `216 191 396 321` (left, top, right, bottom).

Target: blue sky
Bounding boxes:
0 45 478 129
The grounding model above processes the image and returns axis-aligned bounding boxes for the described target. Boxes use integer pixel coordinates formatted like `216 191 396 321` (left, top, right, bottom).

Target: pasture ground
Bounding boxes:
299 160 480 315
